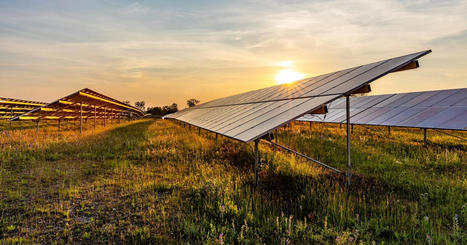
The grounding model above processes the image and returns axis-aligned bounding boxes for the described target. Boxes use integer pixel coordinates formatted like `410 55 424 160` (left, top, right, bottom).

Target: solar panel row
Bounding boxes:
297 88 467 131
11 88 145 121
165 50 432 142
0 97 46 119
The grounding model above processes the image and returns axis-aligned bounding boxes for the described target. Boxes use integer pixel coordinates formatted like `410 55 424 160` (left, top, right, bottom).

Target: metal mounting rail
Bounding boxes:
434 129 467 142
260 139 344 174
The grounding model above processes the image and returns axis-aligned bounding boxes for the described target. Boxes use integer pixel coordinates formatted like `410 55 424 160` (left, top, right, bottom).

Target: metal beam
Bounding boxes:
80 103 83 133
254 139 259 187
423 128 427 146
262 139 344 174
392 60 419 73
434 129 466 142
94 106 97 129
309 105 328 114
346 95 351 186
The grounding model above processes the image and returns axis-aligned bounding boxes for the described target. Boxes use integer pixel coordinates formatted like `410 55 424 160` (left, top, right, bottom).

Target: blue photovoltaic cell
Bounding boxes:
297 88 467 131
165 50 432 142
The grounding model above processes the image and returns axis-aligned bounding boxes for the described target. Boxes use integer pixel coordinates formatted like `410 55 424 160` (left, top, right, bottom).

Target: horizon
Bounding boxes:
1 0 466 109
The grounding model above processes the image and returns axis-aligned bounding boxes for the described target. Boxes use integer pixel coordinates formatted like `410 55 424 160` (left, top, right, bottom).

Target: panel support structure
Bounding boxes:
346 95 351 186
94 106 97 129
262 139 344 174
423 128 427 146
80 103 83 134
10 108 13 127
254 139 259 187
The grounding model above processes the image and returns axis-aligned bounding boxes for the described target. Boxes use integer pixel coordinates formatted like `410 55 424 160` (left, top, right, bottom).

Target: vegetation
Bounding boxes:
147 103 178 117
135 101 146 111
0 119 465 244
187 99 200 108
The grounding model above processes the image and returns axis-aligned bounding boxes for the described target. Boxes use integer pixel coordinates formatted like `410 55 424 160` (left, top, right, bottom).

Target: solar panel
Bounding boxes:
165 50 432 142
0 97 46 119
297 88 467 131
11 88 145 121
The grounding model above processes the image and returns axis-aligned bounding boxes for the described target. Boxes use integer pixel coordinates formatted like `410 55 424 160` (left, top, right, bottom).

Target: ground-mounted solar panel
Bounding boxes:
297 88 467 131
165 50 432 142
0 97 46 119
11 88 145 122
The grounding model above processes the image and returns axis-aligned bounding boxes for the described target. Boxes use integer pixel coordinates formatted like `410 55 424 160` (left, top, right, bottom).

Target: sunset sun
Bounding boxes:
275 69 305 85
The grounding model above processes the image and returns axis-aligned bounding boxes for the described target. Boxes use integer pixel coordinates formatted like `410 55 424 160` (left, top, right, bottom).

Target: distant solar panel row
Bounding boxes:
0 97 46 119
11 88 145 121
165 50 432 142
297 88 467 131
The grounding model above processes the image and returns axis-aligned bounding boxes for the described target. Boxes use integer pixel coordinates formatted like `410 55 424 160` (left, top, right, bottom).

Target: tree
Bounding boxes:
146 103 178 117
135 101 146 111
147 106 162 116
187 98 200 108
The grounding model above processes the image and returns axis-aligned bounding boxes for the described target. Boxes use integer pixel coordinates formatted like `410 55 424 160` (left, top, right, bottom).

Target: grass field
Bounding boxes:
0 119 466 244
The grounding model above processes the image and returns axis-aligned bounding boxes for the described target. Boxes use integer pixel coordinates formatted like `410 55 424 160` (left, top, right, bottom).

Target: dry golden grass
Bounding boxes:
0 119 466 244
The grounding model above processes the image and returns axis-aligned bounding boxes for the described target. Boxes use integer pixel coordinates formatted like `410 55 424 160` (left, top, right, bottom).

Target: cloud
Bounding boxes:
0 0 466 107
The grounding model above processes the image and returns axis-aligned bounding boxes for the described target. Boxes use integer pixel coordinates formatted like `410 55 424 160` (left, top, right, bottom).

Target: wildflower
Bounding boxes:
426 234 432 245
218 232 224 245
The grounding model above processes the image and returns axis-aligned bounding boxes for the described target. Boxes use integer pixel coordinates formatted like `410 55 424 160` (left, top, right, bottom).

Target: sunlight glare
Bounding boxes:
275 69 305 85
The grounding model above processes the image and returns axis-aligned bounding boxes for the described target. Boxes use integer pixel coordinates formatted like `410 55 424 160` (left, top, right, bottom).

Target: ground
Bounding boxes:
0 119 466 244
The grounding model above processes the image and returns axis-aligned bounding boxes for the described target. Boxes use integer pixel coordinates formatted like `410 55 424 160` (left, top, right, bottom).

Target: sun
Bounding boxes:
275 69 305 85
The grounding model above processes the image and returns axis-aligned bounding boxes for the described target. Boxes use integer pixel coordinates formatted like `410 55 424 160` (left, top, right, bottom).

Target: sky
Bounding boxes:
0 0 466 109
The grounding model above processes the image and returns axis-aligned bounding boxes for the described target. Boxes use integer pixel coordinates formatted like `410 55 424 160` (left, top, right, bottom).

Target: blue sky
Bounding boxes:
0 0 466 107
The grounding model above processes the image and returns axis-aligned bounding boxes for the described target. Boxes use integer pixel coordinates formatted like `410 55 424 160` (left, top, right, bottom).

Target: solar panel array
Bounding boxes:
165 50 432 142
11 88 145 121
297 88 467 131
0 97 46 119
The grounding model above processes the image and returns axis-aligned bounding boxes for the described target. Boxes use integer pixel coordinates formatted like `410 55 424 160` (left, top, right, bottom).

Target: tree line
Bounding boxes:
125 98 200 117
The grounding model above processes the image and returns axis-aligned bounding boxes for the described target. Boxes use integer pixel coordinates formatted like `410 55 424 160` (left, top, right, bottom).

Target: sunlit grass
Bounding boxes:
0 119 465 243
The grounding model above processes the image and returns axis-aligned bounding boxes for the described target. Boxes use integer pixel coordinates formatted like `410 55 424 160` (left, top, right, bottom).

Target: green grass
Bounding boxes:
0 119 465 244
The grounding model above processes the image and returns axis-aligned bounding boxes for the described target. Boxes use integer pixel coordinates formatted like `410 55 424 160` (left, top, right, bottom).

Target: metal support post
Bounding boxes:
387 126 390 136
58 119 61 131
10 107 13 127
104 107 106 127
254 139 259 187
309 121 312 130
36 120 39 132
215 133 218 142
423 128 427 146
198 127 201 135
80 103 83 133
94 106 97 129
346 95 351 186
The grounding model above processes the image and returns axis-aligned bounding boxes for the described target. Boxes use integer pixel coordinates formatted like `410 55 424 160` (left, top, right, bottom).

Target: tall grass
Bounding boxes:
0 119 465 244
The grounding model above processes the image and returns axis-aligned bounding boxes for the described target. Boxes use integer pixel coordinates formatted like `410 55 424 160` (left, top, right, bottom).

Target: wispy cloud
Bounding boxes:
0 0 466 107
